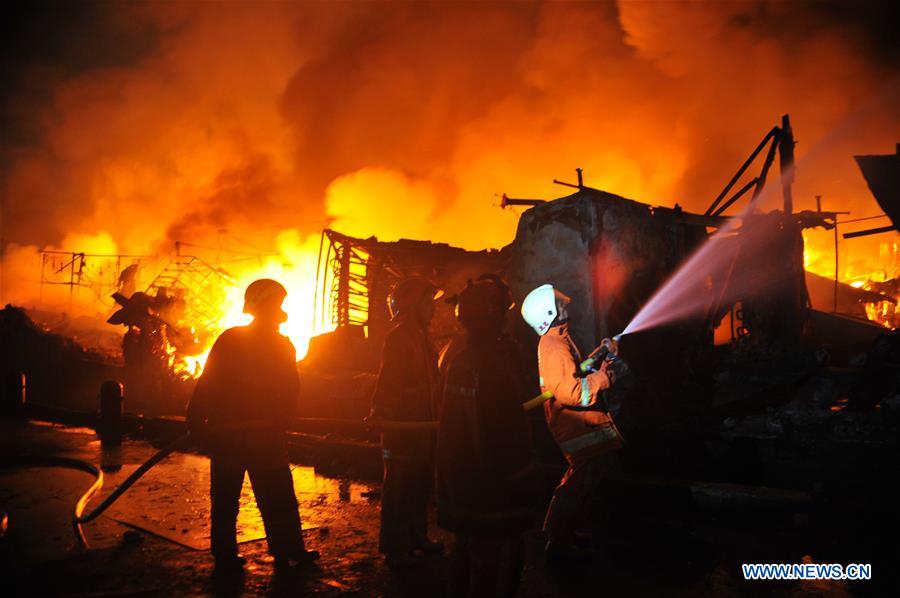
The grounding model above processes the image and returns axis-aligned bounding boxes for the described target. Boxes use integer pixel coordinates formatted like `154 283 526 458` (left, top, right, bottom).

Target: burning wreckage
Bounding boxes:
2 117 899 557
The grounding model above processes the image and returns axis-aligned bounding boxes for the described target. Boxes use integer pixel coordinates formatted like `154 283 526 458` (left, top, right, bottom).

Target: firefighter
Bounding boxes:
187 279 318 571
520 283 622 562
437 277 539 597
369 277 445 567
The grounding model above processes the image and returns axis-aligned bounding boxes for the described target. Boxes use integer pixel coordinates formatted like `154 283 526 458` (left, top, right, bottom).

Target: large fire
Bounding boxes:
803 230 899 328
1 3 896 369
170 231 328 376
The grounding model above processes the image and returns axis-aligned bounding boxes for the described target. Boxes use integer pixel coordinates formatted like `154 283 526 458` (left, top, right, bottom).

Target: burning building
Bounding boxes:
2 3 900 595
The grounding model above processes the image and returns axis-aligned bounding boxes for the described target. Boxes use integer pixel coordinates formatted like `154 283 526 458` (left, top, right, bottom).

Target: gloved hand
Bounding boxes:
607 358 631 389
599 358 615 386
600 336 618 356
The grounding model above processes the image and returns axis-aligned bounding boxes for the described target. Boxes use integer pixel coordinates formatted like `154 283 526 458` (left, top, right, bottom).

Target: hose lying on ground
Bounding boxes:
0 454 104 548
0 434 191 549
3 390 555 549
76 434 193 526
76 389 554 526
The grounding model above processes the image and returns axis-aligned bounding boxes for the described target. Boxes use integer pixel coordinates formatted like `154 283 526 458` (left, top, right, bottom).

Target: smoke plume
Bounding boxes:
1 0 897 311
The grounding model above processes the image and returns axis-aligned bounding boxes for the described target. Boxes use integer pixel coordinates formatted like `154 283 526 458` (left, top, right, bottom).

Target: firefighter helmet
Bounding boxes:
455 277 514 325
388 277 443 320
475 273 515 311
243 279 287 316
521 284 569 336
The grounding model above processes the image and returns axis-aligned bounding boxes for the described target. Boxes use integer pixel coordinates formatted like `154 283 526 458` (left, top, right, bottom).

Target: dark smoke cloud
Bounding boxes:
280 1 543 191
0 0 897 310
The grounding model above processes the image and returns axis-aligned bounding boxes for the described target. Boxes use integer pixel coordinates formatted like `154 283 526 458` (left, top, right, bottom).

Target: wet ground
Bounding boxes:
0 419 889 597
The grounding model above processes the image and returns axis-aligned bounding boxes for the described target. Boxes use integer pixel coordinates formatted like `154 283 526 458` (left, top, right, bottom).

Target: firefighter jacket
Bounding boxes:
436 331 539 536
370 316 439 458
187 325 299 462
538 323 622 463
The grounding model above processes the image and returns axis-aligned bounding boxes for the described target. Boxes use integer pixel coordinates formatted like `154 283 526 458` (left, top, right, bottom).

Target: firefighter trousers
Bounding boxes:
450 533 524 598
210 454 305 559
379 451 433 555
543 450 621 547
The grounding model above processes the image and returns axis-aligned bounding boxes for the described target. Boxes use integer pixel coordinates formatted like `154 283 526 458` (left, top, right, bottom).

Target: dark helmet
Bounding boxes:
455 277 514 326
476 273 514 309
243 279 287 316
388 277 443 320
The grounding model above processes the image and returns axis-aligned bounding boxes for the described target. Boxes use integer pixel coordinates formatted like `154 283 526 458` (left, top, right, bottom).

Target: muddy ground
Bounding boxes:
0 419 889 597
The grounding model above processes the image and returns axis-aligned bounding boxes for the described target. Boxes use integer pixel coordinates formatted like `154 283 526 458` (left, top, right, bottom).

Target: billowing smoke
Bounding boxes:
1 1 897 312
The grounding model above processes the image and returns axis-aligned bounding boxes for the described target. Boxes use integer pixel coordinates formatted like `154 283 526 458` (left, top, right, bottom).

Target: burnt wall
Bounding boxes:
507 189 705 352
507 193 600 352
507 190 712 474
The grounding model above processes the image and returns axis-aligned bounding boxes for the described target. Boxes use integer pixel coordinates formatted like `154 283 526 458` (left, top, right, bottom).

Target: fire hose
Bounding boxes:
578 334 622 375
0 435 192 549
2 390 555 549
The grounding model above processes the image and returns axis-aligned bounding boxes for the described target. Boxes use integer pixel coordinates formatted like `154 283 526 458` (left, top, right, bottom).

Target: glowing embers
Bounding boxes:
803 234 898 329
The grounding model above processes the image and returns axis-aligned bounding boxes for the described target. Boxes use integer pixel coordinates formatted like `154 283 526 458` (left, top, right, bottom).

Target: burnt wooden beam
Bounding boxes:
843 225 899 239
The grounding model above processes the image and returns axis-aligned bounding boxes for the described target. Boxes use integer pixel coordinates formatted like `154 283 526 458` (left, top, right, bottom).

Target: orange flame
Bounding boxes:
170 231 331 375
803 231 898 329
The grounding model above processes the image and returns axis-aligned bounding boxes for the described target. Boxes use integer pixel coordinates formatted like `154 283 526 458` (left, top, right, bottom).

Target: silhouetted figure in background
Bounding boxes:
117 262 139 298
187 279 318 572
110 291 172 413
369 277 445 567
438 277 539 597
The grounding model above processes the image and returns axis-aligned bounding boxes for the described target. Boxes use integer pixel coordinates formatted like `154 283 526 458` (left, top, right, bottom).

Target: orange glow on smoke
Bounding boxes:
0 2 896 357
178 231 327 375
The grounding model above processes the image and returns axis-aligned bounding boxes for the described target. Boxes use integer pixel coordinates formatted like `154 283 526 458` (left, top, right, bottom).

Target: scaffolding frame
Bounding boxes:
145 255 235 333
39 251 155 310
314 229 374 332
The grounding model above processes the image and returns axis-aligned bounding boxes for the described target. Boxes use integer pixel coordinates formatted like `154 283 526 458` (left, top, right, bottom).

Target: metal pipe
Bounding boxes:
843 225 898 239
99 381 124 447
552 179 581 190
751 128 781 205
705 127 779 216
837 214 889 225
779 114 795 214
834 222 839 313
500 194 546 208
711 177 759 217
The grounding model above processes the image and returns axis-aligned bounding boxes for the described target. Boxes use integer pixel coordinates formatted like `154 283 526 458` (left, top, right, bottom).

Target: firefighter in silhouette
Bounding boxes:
187 279 318 571
438 277 539 597
369 277 445 567
521 284 622 562
117 262 139 297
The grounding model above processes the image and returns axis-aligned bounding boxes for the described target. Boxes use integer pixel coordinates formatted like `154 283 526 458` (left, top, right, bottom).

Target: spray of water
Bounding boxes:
623 205 809 335
620 91 899 338
623 222 740 335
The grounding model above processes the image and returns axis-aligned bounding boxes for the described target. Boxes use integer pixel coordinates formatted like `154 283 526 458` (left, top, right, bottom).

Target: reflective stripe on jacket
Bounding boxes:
537 323 621 462
371 316 439 457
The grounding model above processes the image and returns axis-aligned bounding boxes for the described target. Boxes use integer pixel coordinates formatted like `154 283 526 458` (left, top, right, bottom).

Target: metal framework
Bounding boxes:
39 251 155 310
146 255 235 333
315 229 372 330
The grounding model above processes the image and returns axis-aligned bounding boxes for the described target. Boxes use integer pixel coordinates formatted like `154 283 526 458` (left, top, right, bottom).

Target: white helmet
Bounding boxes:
521 284 569 336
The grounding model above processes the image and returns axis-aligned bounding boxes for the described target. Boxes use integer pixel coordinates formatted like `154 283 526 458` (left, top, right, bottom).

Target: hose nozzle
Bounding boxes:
578 333 622 374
